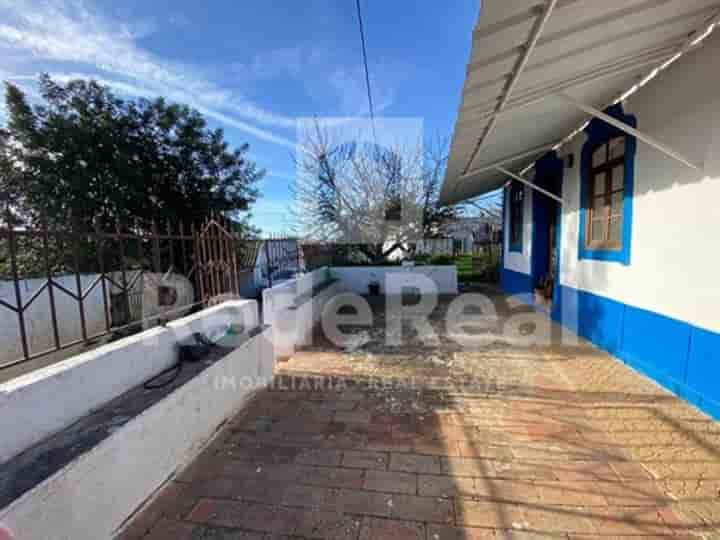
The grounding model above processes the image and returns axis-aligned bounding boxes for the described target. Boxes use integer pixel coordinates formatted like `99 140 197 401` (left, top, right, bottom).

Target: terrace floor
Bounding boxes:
118 287 720 540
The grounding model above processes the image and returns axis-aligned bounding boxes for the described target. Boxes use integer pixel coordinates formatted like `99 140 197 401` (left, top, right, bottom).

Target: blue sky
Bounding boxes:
0 0 479 234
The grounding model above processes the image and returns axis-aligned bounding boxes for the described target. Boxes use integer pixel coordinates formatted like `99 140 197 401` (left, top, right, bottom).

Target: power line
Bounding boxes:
355 0 377 140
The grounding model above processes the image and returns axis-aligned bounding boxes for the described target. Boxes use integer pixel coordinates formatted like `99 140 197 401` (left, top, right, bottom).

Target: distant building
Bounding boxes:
417 217 500 255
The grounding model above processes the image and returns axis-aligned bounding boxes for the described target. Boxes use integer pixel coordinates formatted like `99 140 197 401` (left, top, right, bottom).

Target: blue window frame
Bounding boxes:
579 103 636 265
508 182 524 252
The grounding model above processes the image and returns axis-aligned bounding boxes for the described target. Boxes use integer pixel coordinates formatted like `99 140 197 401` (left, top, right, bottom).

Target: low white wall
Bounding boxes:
0 300 258 464
262 267 342 358
0 304 274 540
330 266 459 295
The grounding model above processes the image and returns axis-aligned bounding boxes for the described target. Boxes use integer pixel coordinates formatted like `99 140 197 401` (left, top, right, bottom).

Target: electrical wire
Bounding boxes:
355 0 377 142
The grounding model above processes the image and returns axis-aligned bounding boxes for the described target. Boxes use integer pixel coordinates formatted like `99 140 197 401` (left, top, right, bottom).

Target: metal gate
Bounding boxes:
196 218 241 305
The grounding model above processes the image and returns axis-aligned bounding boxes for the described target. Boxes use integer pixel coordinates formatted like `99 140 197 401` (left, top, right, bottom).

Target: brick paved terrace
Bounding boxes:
118 288 720 540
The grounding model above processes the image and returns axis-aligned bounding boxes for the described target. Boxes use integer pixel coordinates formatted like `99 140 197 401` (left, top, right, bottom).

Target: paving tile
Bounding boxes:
390 453 442 474
491 460 556 481
367 433 413 453
342 450 389 470
115 523 148 540
594 481 668 507
364 470 418 495
294 510 362 540
358 517 425 540
551 461 620 482
389 494 454 524
418 474 477 497
336 410 372 424
184 500 290 534
337 488 393 517
609 461 654 481
297 465 365 489
440 457 496 478
457 442 514 460
295 448 343 466
426 524 498 540
521 506 598 534
191 526 264 539
475 478 539 503
455 500 525 528
534 481 607 506
591 507 673 535
280 484 329 509
187 499 250 527
144 518 197 540
413 439 461 457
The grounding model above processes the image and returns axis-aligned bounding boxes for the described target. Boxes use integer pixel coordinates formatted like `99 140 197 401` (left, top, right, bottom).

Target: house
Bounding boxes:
440 1 720 419
442 216 501 253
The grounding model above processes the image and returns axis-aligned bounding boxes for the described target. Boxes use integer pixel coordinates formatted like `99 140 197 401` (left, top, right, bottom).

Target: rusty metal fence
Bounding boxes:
0 214 265 371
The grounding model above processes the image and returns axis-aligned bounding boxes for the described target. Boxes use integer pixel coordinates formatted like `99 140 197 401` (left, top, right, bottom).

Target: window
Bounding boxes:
585 136 625 250
509 182 524 251
578 102 636 265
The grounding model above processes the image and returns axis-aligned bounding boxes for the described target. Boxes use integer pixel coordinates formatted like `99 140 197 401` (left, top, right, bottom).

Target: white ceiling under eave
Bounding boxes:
440 0 720 206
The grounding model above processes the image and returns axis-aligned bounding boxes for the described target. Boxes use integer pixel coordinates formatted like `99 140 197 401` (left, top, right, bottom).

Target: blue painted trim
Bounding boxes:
578 103 636 265
501 187 507 269
551 174 563 321
508 182 524 253
500 267 533 297
552 283 720 420
530 151 563 287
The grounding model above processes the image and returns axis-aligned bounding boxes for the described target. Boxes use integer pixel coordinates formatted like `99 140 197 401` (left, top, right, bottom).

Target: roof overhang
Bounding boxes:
440 0 720 206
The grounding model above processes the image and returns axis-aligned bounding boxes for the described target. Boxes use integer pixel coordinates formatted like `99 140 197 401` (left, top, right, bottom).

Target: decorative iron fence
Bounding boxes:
0 215 263 371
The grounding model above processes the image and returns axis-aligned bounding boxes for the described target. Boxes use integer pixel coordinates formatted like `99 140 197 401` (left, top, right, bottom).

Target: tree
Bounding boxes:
291 121 459 262
1 75 262 233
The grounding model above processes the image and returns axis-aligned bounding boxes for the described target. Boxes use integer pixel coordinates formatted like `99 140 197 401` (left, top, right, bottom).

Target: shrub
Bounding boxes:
429 254 454 265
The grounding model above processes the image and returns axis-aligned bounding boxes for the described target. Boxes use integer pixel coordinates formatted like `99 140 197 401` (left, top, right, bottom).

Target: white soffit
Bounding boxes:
441 0 720 205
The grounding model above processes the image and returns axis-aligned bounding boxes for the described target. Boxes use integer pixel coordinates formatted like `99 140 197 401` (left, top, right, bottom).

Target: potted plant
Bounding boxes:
533 277 547 306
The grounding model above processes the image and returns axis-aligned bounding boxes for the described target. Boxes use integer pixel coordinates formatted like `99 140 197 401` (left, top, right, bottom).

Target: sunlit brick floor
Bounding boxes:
118 288 720 540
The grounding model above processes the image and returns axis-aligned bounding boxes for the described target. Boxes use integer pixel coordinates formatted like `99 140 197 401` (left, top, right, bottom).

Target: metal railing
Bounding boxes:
0 214 261 371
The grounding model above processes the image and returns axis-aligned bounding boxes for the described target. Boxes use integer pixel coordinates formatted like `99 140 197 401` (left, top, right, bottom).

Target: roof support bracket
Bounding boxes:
496 165 563 205
557 93 703 171
461 142 557 181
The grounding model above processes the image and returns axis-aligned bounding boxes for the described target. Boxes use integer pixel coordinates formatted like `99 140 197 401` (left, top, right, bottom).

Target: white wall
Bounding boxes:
0 272 195 364
331 266 458 295
262 267 342 358
0 300 258 463
0 302 274 540
555 29 720 333
0 275 108 362
502 181 533 275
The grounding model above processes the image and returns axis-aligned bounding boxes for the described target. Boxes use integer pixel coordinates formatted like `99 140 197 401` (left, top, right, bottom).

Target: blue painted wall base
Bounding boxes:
551 284 720 420
499 275 720 420
500 267 533 297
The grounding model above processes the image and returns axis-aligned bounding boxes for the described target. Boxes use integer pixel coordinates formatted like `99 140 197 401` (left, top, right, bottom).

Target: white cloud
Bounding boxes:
329 64 394 116
0 0 296 144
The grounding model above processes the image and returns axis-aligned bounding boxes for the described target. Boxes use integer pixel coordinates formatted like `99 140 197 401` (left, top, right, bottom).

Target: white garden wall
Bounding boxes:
331 266 459 295
262 267 342 358
0 300 258 464
0 301 274 540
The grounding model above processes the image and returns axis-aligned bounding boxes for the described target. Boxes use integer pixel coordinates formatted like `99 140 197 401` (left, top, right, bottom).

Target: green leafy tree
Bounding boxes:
2 75 262 232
